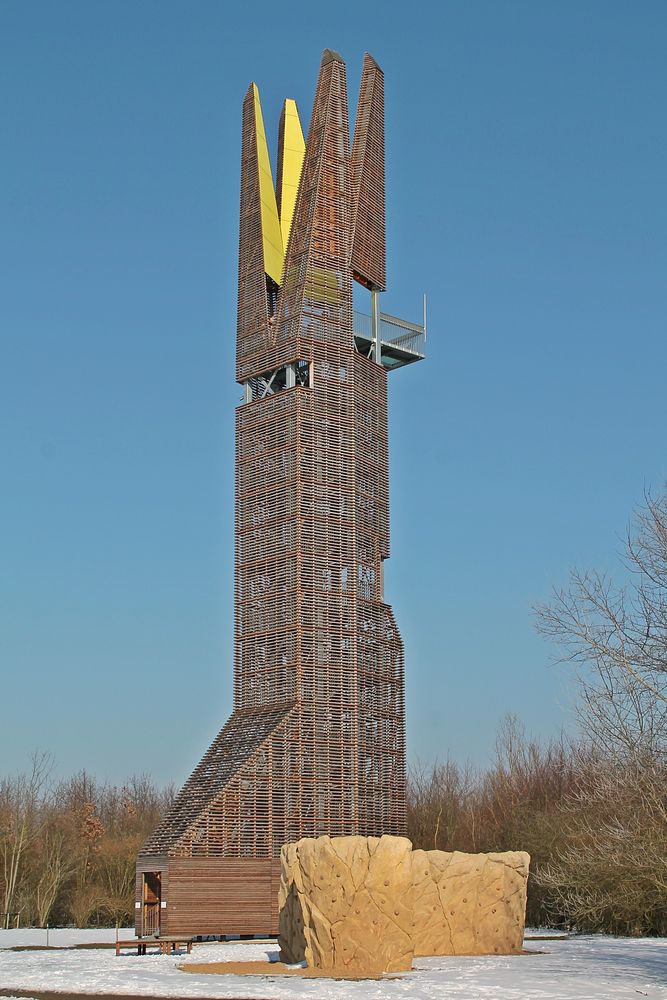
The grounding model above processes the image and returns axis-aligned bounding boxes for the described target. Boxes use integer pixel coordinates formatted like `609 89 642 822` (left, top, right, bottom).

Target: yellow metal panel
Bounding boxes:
252 84 284 286
277 99 306 254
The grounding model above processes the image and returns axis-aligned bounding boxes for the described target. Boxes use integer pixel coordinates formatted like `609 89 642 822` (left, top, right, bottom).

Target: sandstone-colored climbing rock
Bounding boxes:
279 835 530 976
411 848 529 956
279 834 414 976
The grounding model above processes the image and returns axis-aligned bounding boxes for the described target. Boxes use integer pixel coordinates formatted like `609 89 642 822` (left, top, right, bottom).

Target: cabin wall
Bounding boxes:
166 858 281 936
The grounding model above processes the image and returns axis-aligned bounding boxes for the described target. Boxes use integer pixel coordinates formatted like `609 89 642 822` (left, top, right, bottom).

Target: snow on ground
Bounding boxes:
523 926 569 939
0 931 665 999
0 928 135 949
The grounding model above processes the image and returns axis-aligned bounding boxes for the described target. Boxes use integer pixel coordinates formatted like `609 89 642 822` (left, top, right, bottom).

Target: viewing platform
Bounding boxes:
353 309 426 370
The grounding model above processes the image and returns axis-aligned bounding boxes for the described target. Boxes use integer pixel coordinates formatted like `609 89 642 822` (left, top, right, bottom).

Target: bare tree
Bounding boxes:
533 487 667 932
97 834 141 929
0 753 51 928
34 828 75 927
535 487 667 758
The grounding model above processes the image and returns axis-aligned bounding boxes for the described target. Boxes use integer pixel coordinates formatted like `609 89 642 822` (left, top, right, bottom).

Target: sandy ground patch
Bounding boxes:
180 959 383 980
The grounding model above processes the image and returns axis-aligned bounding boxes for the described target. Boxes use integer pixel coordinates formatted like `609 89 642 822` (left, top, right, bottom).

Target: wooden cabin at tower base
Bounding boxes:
135 856 281 937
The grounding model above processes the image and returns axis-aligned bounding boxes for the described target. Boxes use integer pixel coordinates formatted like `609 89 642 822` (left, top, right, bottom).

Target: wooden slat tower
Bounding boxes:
135 48 424 938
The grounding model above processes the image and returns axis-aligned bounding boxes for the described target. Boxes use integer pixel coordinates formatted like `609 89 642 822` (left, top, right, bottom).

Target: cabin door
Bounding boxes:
142 872 161 936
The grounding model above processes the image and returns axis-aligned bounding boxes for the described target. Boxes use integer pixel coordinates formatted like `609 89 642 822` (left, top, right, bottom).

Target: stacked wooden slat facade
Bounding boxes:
136 49 418 938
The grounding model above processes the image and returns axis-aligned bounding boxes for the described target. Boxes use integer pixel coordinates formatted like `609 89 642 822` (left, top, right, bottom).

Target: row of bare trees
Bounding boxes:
3 732 662 934
0 767 173 929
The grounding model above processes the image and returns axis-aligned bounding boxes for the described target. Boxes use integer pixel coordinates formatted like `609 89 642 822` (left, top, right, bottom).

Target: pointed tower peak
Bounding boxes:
351 48 386 290
244 81 283 287
321 48 345 66
363 51 382 72
276 96 306 251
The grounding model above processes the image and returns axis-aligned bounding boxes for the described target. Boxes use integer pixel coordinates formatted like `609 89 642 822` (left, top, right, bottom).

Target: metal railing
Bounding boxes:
353 310 426 360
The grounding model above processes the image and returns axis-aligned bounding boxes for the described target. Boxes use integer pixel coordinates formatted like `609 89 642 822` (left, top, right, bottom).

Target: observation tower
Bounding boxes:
136 48 425 937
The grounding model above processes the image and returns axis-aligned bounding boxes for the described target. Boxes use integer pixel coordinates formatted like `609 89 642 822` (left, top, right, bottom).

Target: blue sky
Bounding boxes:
2 1 666 787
